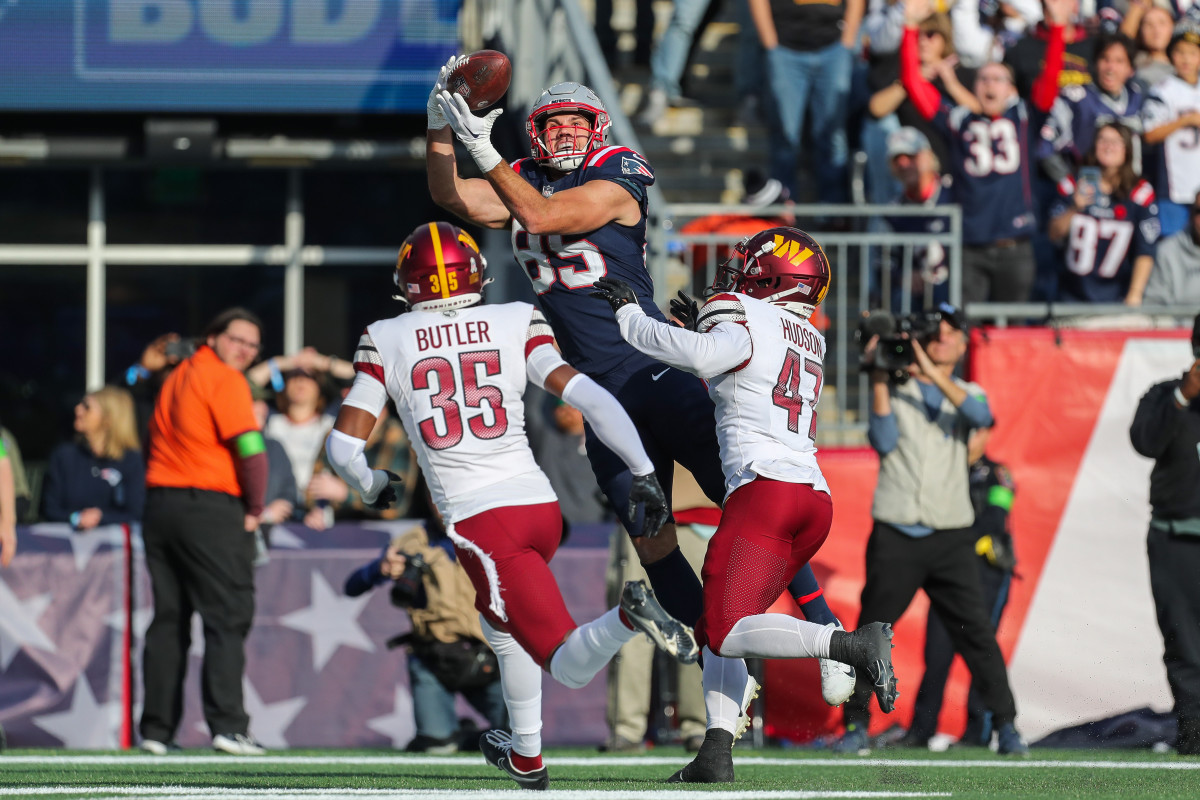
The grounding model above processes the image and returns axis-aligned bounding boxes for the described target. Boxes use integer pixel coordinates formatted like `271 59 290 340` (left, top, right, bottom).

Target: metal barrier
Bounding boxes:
662 203 965 444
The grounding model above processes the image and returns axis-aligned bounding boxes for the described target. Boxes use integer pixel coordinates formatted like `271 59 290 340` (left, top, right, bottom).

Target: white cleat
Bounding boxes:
733 672 761 744
819 622 856 706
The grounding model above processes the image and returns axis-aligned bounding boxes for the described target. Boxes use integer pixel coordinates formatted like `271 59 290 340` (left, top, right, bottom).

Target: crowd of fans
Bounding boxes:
626 0 1200 309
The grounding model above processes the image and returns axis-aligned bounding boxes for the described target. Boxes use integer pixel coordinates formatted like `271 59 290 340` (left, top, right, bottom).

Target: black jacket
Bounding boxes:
41 440 146 525
1130 379 1200 520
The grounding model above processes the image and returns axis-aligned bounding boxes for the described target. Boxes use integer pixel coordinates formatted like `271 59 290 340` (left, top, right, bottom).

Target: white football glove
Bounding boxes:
427 55 459 131
437 89 504 173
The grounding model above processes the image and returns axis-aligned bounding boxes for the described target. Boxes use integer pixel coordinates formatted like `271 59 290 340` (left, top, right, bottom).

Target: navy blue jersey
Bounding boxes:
1049 177 1161 302
1037 82 1150 167
510 146 666 378
883 176 957 307
932 100 1039 245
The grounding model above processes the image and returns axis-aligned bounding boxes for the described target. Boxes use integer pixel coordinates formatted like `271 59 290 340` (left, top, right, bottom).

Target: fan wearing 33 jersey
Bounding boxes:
324 222 696 791
425 62 852 774
592 228 900 783
899 0 1072 304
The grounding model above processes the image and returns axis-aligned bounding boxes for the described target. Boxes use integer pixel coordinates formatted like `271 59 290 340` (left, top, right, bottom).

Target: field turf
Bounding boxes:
1 748 1197 799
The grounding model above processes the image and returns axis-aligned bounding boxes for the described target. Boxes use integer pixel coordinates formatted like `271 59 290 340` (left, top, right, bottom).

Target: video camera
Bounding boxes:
389 551 434 609
856 305 963 383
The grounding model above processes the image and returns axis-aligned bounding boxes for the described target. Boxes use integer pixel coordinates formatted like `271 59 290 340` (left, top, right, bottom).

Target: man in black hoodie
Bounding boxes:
1130 313 1200 756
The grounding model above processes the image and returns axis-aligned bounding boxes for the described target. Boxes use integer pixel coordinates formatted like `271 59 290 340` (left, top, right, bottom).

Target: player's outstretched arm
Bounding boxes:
326 376 402 510
425 57 511 229
590 278 751 378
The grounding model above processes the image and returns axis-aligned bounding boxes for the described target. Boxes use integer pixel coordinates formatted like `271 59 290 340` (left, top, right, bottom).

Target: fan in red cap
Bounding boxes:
711 226 831 320
394 221 488 312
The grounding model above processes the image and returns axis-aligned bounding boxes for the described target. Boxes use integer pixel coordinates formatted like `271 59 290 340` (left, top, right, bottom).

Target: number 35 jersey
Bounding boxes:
353 302 557 523
510 147 666 379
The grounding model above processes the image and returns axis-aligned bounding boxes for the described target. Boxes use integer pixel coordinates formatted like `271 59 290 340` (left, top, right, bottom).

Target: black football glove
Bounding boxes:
629 472 669 538
366 470 403 511
590 276 639 314
670 291 700 331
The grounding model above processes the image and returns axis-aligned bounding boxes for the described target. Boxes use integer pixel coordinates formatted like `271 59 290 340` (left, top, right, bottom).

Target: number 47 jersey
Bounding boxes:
353 302 557 524
699 293 830 498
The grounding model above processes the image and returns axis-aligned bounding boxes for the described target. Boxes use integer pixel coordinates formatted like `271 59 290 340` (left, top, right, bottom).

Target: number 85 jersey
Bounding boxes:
353 302 557 524
510 147 666 379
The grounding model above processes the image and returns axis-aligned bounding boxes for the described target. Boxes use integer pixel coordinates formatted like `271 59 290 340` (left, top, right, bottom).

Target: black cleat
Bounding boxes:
479 729 549 790
830 621 899 713
620 580 700 664
667 729 735 783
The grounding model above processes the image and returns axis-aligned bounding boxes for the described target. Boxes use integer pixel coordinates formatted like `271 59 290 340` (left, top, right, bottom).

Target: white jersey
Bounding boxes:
1146 76 1200 204
614 292 828 499
353 302 558 523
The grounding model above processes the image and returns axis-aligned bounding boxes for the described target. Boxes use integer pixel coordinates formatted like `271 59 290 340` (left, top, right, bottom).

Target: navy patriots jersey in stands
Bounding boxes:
510 146 666 378
932 99 1039 245
1049 177 1161 302
1037 82 1150 168
883 176 957 307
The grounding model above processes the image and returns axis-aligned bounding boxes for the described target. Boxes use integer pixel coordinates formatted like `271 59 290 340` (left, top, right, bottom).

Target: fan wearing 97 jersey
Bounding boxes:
592 228 899 784
325 222 697 791
1047 123 1160 304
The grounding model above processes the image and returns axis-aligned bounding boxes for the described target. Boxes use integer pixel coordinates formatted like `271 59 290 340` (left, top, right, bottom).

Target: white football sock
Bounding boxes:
480 616 543 757
718 613 832 659
549 607 636 689
702 648 750 734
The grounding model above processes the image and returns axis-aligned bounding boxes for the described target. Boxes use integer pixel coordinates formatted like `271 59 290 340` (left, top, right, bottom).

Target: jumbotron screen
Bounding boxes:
0 0 460 113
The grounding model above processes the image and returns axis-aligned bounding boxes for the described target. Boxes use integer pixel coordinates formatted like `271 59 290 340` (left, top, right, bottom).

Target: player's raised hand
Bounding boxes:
629 472 669 538
437 90 504 172
364 470 404 511
670 291 700 331
427 55 458 131
590 276 639 313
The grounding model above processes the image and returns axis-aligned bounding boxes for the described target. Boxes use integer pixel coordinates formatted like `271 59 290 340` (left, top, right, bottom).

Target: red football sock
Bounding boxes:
510 751 543 772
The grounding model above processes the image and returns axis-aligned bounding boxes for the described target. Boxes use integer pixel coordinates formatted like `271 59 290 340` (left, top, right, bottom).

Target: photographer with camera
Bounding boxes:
837 304 1029 756
344 511 507 754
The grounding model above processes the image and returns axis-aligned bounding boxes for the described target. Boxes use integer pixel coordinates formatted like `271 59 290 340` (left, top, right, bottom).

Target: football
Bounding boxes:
446 50 512 111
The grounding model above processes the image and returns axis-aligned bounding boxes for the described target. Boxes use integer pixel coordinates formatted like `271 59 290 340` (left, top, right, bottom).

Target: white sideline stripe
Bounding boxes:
0 790 952 799
0 755 1198 770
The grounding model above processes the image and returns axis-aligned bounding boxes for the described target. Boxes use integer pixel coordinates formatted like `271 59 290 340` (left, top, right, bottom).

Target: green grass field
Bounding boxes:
1 748 1198 800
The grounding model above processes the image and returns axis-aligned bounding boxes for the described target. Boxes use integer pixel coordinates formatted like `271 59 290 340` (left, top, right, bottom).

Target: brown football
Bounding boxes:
446 50 512 111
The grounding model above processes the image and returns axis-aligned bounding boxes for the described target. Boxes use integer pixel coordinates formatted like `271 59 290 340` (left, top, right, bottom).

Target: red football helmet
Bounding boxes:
711 227 831 319
395 222 487 312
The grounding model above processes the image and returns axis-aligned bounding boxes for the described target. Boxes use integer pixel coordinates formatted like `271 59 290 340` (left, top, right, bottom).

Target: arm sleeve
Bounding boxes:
1130 383 1183 458
341 371 390 417
560 374 655 476
343 557 387 597
1030 25 1065 113
326 429 379 497
614 304 752 379
899 27 942 121
867 411 899 455
233 446 267 518
39 447 71 523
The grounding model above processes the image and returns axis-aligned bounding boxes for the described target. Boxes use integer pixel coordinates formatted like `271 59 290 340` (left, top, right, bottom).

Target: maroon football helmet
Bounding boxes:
395 222 487 312
711 227 831 318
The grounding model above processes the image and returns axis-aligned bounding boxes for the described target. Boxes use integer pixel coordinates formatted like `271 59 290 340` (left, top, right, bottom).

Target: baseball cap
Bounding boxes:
1170 21 1200 53
887 127 932 160
937 302 967 331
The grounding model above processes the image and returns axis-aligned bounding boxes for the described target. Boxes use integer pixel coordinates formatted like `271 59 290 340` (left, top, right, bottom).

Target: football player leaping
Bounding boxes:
593 228 900 782
426 63 856 780
325 223 698 791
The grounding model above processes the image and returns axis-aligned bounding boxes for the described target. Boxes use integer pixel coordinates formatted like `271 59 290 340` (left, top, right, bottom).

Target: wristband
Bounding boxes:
268 358 285 393
125 364 151 387
1175 386 1191 408
69 511 81 528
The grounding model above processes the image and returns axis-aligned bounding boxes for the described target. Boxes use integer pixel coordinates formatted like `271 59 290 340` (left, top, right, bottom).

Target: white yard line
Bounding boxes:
0 755 1198 770
1 789 954 799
